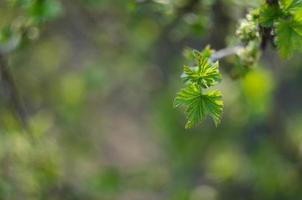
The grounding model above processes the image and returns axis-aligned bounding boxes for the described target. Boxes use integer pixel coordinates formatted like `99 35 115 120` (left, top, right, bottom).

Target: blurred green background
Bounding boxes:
1 0 302 199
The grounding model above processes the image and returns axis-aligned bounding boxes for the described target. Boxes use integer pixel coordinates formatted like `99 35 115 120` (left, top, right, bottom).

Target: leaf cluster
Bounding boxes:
258 0 302 57
174 47 223 128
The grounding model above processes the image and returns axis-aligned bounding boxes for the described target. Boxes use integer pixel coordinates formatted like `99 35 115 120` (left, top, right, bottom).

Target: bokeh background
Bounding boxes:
1 0 302 199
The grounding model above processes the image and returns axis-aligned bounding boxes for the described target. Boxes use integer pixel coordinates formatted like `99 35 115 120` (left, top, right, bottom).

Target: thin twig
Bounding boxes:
211 46 244 62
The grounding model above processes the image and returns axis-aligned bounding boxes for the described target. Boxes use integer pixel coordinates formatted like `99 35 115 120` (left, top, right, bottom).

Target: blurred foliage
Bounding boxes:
0 0 302 200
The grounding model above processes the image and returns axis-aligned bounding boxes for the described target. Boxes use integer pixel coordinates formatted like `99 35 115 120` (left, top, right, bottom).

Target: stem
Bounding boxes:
211 46 244 62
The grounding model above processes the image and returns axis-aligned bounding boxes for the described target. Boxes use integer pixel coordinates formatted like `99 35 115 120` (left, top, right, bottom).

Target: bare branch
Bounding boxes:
211 46 244 62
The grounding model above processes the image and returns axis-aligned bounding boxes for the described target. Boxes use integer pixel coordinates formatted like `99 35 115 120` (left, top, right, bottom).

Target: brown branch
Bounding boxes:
260 0 279 50
0 54 30 132
266 0 279 5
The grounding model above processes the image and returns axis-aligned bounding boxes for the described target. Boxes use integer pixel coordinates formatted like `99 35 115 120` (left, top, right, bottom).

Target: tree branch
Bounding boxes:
0 53 30 132
211 46 243 62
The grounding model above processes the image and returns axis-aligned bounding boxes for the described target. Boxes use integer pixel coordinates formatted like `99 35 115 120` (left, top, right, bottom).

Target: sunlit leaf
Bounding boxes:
174 84 223 128
276 18 302 58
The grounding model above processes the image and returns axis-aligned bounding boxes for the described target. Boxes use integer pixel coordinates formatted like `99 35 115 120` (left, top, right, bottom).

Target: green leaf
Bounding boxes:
182 50 221 88
30 0 62 23
175 47 224 128
182 62 221 88
174 84 223 128
276 18 302 58
259 4 283 27
293 8 302 21
192 45 214 59
280 0 302 12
